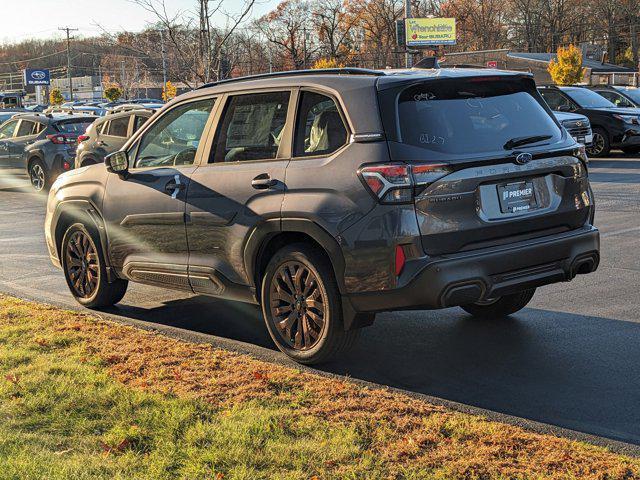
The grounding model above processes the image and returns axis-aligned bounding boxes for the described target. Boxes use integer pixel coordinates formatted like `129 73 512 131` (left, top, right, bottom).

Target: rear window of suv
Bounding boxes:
55 119 94 135
394 77 562 157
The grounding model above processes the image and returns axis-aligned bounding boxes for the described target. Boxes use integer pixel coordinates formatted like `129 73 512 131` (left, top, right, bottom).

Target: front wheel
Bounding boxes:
261 244 358 365
461 289 536 318
61 223 128 308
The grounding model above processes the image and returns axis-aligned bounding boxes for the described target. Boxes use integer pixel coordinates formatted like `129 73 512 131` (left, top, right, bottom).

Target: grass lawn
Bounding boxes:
0 295 638 479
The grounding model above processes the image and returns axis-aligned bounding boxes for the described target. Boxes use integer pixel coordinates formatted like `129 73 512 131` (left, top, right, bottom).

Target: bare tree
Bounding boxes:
131 0 256 85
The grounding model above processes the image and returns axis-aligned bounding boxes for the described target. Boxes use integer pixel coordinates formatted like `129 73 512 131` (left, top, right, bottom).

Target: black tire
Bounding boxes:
61 223 128 308
29 158 50 192
261 243 358 365
621 146 640 155
586 128 610 158
460 289 536 318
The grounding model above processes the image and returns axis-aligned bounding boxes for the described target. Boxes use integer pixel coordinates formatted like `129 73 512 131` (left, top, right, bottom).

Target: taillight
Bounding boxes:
359 163 451 203
77 135 89 142
47 134 71 144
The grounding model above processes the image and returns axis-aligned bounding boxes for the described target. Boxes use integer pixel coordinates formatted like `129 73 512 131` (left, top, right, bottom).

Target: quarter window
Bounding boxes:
134 98 215 168
211 91 290 163
133 115 149 133
294 92 348 157
540 90 574 111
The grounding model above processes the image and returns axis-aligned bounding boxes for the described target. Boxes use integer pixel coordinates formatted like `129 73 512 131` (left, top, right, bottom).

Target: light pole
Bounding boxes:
405 0 412 68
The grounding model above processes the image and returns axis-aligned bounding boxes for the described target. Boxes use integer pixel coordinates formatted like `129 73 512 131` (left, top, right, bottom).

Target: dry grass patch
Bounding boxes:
1 294 639 479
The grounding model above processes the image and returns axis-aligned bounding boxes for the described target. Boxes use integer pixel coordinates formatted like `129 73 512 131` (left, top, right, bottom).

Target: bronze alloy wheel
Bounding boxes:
269 261 327 351
65 230 99 298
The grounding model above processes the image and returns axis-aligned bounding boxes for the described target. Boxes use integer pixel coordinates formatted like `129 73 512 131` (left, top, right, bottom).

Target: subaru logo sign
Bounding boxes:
515 153 532 165
23 68 50 86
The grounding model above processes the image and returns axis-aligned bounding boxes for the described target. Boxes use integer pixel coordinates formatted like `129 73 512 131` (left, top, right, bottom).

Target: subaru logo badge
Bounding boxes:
515 153 532 165
576 121 583 127
31 71 46 80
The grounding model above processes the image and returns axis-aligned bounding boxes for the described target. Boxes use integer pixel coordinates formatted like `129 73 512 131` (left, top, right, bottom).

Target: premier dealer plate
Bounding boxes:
497 181 538 214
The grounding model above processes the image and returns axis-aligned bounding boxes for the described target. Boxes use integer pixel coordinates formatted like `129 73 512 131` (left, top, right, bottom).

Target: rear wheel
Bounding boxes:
261 244 358 365
461 289 536 318
29 159 49 192
586 128 610 157
61 223 128 308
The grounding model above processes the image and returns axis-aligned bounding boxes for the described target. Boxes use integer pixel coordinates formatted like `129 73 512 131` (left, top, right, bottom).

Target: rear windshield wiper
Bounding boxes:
503 135 552 151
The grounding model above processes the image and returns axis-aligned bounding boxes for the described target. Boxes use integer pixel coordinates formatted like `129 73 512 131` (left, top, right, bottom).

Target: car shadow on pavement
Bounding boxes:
107 294 640 445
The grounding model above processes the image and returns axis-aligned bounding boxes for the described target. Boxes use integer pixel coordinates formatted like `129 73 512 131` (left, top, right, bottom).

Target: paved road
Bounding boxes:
1 156 639 447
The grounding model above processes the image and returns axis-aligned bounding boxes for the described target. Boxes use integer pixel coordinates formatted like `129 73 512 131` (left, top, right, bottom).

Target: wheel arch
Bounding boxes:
245 219 347 298
52 200 116 282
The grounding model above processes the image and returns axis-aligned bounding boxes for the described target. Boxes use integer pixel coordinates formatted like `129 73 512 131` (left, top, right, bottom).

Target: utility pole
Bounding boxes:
404 0 412 68
58 26 78 100
121 60 126 100
303 26 308 69
159 29 167 87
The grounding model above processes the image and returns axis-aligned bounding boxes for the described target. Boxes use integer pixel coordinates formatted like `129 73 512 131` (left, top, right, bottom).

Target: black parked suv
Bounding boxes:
45 68 599 364
0 112 95 190
75 108 155 168
538 85 640 156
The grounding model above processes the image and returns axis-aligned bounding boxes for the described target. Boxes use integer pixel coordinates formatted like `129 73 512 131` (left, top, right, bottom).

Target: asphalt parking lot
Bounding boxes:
1 155 639 447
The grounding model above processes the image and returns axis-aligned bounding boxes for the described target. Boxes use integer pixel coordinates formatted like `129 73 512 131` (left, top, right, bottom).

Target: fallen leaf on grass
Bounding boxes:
5 374 19 384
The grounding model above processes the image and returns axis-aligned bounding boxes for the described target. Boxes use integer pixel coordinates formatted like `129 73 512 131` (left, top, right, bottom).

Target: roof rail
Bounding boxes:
196 68 386 90
108 104 157 114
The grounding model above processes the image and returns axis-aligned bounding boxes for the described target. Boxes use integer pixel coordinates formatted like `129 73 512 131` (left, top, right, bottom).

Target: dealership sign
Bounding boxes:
23 68 51 86
405 18 456 46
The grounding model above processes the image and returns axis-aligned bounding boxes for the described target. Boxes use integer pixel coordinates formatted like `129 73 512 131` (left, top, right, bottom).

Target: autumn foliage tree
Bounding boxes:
103 84 123 102
548 44 585 85
162 81 177 102
49 88 64 105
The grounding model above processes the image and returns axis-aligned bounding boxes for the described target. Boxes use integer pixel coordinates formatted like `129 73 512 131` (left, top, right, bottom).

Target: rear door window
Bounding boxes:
16 120 37 137
211 91 290 163
395 78 563 157
294 91 348 157
105 116 130 137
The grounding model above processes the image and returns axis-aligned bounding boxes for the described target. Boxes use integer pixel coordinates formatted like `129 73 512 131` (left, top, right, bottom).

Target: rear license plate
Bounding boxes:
497 181 538 214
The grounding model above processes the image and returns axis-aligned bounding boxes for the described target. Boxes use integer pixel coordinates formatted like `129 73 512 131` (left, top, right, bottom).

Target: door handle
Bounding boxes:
251 173 277 190
165 174 186 199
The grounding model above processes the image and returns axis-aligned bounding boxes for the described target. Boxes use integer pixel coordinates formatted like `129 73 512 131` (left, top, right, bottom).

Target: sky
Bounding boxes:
1 0 280 44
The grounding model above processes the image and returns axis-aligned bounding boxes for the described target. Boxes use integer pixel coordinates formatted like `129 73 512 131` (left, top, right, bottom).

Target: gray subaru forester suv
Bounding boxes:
45 68 600 364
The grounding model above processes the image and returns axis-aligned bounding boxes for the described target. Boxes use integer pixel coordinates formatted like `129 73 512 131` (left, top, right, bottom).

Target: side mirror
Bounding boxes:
105 151 129 174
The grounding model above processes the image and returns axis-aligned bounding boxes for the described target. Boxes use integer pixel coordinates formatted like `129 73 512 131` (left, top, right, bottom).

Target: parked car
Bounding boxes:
75 107 156 168
45 68 599 364
590 85 640 108
538 85 640 156
0 112 95 191
553 111 593 146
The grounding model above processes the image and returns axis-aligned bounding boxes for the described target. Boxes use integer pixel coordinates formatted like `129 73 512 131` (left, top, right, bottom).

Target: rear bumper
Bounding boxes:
346 226 600 313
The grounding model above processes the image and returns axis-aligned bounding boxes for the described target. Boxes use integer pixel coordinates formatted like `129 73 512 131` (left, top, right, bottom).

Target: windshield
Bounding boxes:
55 119 94 135
615 87 640 104
396 78 562 156
562 88 616 108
